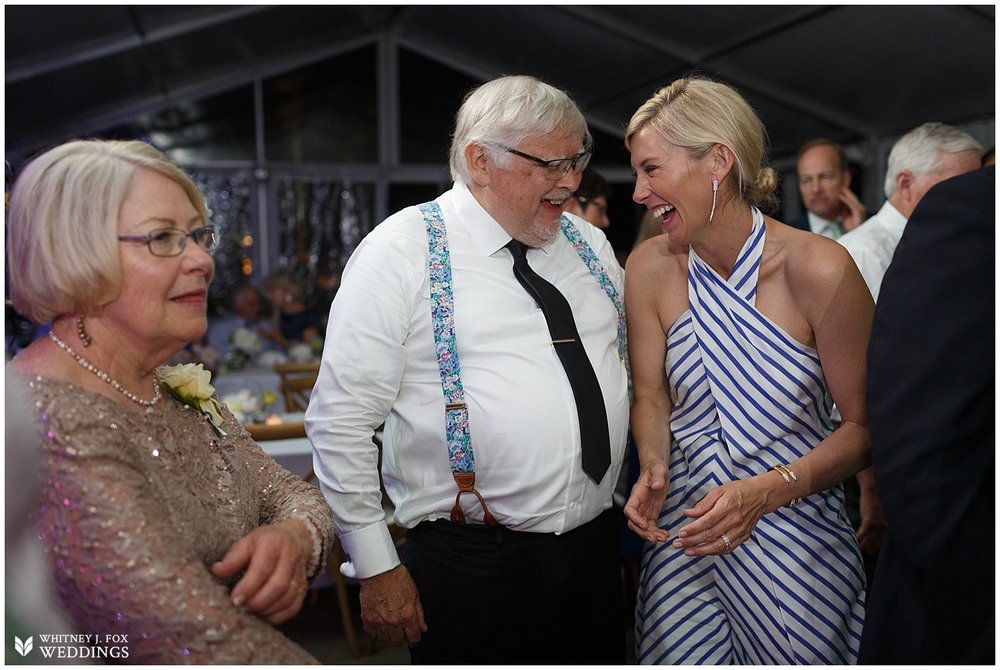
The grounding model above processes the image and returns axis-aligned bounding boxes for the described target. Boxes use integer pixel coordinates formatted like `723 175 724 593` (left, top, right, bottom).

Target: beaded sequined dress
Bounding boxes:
19 373 332 664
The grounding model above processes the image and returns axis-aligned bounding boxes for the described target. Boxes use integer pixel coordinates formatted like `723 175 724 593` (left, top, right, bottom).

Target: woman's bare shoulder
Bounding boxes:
769 218 855 291
626 235 688 279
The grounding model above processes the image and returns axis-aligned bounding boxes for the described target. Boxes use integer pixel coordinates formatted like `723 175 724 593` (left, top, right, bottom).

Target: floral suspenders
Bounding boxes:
418 200 625 525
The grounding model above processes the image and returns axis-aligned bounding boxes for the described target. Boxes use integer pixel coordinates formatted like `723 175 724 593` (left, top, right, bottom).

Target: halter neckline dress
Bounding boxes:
635 208 865 664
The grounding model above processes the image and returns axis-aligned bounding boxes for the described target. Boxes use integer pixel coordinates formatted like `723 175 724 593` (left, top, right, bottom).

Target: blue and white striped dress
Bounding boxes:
635 208 865 664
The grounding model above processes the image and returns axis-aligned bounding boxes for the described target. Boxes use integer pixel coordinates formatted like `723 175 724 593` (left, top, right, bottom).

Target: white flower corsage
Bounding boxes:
158 363 227 437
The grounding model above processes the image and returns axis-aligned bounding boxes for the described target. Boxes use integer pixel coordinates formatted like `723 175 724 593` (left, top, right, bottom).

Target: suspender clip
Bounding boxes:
450 472 498 526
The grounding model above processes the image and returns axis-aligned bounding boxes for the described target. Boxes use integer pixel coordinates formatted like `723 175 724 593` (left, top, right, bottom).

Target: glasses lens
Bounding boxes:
148 229 184 256
572 152 592 174
542 161 567 179
194 226 219 253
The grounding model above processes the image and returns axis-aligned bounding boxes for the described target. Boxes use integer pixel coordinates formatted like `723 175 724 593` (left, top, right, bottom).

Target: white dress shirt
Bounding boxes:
306 182 629 579
837 201 907 301
807 212 844 239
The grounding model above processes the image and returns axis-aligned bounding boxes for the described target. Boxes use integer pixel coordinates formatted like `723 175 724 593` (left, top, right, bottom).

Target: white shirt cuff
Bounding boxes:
337 522 401 579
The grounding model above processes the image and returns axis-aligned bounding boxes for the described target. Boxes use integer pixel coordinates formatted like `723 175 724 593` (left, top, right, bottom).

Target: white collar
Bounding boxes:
806 211 841 234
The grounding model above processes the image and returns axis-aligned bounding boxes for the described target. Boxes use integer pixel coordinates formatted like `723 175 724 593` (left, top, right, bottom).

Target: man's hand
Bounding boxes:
359 565 427 646
855 484 888 554
839 186 868 232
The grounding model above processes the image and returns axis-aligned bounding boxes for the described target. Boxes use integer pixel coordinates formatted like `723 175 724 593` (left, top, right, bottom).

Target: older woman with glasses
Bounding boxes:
6 140 332 663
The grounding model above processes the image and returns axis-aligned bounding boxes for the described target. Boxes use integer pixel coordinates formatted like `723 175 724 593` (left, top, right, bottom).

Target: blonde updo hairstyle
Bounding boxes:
7 139 207 324
625 77 778 213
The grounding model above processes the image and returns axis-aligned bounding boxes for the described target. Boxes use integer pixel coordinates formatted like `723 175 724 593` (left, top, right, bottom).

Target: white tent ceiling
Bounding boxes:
6 4 995 168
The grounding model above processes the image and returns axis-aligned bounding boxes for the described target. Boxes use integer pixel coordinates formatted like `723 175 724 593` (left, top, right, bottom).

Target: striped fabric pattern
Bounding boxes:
636 209 865 664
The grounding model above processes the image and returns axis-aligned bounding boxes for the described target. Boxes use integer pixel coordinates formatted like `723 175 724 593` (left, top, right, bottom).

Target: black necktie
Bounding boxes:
506 240 611 484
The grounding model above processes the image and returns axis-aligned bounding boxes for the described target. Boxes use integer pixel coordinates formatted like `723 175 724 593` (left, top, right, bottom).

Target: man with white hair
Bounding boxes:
839 122 983 301
306 75 627 663
835 121 982 593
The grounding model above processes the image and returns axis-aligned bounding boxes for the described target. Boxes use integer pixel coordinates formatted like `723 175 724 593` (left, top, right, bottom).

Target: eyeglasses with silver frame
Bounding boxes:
492 143 592 179
117 225 221 257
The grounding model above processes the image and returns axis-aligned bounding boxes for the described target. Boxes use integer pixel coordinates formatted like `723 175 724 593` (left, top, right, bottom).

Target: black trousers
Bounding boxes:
405 508 625 665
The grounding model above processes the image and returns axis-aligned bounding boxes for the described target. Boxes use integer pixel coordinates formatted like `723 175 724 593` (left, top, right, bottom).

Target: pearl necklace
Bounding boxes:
48 331 162 407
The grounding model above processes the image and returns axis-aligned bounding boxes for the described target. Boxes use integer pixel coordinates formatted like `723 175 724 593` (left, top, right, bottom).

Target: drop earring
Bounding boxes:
76 314 92 348
708 178 719 222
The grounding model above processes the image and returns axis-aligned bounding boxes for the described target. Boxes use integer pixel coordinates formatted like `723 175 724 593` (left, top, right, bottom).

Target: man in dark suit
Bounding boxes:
787 139 866 238
859 166 994 663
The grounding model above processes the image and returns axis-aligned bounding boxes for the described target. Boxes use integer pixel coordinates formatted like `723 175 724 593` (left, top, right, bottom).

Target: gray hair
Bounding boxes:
884 122 983 198
448 75 591 184
7 140 206 324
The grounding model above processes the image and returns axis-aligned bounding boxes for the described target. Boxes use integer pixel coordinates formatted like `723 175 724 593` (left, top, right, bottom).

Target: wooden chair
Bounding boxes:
274 362 321 412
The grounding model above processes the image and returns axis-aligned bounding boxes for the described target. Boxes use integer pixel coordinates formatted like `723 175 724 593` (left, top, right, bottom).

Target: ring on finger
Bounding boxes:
289 578 301 592
720 532 733 552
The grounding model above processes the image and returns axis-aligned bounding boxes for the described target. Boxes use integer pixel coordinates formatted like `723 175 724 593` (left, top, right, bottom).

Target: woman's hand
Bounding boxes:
623 459 671 543
671 477 772 556
211 519 312 624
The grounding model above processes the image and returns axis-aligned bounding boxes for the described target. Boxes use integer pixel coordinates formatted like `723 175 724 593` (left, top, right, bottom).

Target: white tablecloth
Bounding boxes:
261 438 313 478
213 367 282 400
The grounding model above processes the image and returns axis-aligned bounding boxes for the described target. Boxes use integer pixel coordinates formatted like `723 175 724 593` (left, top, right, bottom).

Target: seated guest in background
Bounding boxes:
263 269 324 349
206 282 278 360
624 77 872 664
838 122 982 301
309 269 342 332
5 301 45 358
860 165 994 663
6 139 333 664
788 138 867 238
565 166 612 229
306 74 628 664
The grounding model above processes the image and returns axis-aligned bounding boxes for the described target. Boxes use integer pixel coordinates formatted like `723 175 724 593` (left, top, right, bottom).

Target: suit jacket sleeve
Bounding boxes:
866 166 994 572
